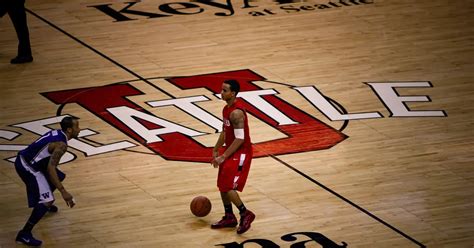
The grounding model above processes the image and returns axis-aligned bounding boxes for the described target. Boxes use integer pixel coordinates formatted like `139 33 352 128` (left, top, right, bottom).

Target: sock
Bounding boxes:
224 204 233 215
238 204 247 214
22 204 48 233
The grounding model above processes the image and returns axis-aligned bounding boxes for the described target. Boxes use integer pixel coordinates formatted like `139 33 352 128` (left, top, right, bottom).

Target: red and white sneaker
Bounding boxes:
237 210 255 234
211 213 238 229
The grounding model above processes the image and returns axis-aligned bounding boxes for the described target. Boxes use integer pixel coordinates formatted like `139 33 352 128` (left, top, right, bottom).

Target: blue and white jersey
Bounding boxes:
19 129 68 172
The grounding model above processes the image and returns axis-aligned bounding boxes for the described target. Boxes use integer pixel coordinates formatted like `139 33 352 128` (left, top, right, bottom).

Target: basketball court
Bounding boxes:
1 0 473 247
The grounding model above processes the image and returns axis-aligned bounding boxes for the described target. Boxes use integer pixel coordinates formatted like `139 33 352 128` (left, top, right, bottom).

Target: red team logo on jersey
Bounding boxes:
42 69 346 162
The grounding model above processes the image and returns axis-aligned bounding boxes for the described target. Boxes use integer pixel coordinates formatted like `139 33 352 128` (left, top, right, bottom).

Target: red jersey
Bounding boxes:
222 99 252 154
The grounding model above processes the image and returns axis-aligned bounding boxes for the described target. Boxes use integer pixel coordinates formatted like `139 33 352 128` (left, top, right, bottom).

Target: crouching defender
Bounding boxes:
14 116 79 246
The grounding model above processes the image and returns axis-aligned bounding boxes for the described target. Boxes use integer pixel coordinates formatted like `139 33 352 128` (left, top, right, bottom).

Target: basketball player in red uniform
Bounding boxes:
211 79 255 234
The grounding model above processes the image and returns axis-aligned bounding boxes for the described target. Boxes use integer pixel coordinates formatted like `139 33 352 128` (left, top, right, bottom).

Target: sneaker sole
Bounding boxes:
211 223 238 229
16 241 42 246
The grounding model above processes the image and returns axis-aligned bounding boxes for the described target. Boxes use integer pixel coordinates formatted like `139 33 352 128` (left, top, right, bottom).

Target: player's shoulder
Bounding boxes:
48 139 68 152
47 129 68 143
234 99 248 111
229 108 245 120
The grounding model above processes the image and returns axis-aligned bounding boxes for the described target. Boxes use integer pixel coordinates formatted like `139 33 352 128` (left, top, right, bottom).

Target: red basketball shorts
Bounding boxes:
217 151 252 192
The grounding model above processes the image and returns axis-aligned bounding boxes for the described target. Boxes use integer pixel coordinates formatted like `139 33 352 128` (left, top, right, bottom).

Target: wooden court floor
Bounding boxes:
1 0 473 247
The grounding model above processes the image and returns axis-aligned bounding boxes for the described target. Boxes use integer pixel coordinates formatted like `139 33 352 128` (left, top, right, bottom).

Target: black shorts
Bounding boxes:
15 155 65 208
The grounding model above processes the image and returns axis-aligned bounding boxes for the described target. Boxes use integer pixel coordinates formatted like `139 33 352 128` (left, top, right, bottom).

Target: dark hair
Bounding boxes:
224 79 240 95
60 116 79 132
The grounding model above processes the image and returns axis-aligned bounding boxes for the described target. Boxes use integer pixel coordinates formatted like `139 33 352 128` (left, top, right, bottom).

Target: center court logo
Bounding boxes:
1 69 446 164
40 69 347 162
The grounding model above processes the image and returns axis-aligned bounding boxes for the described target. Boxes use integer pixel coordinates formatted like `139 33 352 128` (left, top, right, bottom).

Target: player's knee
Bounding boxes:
43 200 55 207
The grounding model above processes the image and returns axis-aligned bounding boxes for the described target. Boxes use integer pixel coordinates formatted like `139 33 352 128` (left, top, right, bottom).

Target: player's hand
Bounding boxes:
211 155 225 168
211 157 217 168
211 150 219 167
61 190 75 208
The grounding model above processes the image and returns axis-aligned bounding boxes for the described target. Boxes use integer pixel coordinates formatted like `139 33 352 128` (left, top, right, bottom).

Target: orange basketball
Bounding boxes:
190 196 212 217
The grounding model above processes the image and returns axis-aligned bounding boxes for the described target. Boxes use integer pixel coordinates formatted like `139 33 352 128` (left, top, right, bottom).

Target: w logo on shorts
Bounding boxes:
41 192 50 199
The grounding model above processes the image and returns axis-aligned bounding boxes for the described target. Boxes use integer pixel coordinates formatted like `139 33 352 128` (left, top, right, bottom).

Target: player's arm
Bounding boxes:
47 142 75 208
213 131 225 158
213 109 245 166
211 130 225 167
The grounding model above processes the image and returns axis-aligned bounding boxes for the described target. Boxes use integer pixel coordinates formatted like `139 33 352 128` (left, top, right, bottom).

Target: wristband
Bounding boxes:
234 128 244 139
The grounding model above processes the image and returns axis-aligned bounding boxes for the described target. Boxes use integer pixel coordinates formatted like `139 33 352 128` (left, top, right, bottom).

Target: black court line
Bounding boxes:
25 8 174 99
26 8 425 248
270 154 426 248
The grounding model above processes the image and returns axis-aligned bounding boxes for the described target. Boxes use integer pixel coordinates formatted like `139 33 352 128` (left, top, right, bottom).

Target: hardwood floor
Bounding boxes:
1 0 473 247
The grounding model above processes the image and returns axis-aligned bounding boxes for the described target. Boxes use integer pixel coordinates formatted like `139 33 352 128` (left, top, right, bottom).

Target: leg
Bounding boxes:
7 0 33 64
211 191 238 229
229 154 255 234
44 168 67 213
220 191 232 206
216 157 245 211
0 2 8 17
21 201 54 232
226 189 255 234
227 190 243 208
220 191 235 214
14 157 54 246
16 201 52 247
213 153 255 231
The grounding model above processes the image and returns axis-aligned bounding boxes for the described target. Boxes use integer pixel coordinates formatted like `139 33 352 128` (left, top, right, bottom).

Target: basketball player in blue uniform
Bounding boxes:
14 116 80 246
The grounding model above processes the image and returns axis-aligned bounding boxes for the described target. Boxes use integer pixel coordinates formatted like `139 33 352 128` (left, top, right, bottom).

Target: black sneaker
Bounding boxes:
10 55 33 64
15 230 42 246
